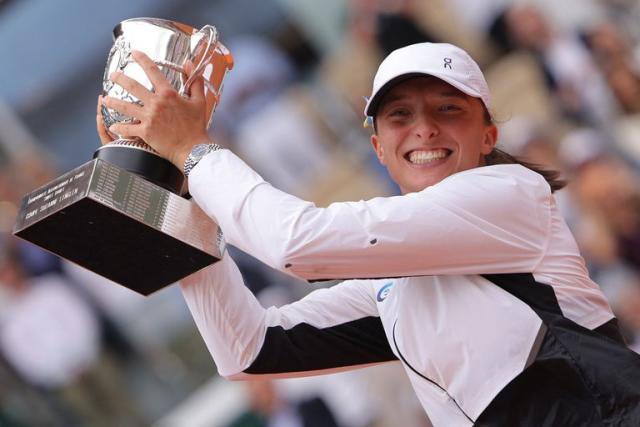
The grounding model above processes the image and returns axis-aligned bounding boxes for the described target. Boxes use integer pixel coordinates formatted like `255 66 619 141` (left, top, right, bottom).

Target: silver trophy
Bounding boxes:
13 18 233 295
97 17 234 194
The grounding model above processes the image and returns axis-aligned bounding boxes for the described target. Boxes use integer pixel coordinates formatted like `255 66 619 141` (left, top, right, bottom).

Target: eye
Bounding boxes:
439 104 462 112
388 107 412 118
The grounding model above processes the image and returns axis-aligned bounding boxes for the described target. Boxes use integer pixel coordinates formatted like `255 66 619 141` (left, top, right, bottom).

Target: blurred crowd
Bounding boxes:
1 0 640 426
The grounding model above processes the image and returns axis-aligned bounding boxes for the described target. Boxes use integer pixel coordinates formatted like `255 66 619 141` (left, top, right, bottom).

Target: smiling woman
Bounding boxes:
100 41 640 426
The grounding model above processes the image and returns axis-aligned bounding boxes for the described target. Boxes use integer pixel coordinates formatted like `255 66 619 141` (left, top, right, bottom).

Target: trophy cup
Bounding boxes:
13 18 234 295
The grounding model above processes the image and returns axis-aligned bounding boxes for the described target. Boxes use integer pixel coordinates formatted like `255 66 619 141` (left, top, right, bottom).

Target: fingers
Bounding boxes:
131 50 173 92
96 95 114 145
109 71 152 103
102 96 143 118
107 122 142 139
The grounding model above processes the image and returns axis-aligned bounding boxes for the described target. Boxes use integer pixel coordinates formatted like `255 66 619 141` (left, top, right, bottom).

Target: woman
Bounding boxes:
100 42 640 426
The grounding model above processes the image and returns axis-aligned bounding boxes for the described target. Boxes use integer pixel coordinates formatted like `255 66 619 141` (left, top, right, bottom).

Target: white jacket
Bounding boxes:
180 150 613 426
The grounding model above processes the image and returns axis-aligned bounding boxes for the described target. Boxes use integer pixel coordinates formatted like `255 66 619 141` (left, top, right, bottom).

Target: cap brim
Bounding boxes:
364 72 483 117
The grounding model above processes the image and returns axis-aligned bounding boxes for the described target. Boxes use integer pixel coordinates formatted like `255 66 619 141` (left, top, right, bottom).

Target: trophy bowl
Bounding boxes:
96 17 234 194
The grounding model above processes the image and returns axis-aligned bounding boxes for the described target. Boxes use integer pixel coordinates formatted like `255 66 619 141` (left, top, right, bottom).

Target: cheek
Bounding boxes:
454 133 487 167
378 127 410 152
459 127 494 157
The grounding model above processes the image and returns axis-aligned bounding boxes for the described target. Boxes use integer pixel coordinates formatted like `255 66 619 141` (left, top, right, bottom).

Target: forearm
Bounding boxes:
180 254 396 379
180 254 267 377
188 151 550 280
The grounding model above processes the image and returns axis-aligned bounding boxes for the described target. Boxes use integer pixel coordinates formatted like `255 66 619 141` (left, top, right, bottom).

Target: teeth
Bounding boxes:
409 150 449 164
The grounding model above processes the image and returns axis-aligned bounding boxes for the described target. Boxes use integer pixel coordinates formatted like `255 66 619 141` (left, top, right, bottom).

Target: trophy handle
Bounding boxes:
183 25 218 95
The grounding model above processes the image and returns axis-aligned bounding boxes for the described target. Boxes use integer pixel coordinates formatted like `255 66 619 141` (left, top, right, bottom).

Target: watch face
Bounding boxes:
192 144 210 158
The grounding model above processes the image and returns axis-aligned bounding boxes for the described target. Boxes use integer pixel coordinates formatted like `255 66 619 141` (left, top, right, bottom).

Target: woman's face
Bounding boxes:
370 77 497 194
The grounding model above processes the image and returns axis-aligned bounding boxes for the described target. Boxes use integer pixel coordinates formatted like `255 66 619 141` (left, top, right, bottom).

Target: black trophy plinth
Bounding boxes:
13 155 224 295
93 143 185 194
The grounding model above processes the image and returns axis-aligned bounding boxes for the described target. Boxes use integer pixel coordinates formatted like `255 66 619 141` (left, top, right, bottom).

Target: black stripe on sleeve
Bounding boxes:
244 316 397 374
482 273 564 320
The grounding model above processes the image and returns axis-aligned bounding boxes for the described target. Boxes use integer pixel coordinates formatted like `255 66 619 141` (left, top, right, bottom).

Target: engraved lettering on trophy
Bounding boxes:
27 191 46 205
128 182 153 223
47 178 72 197
25 209 38 220
59 188 79 202
16 163 92 229
33 177 78 213
92 162 122 207
39 198 58 213
158 196 217 254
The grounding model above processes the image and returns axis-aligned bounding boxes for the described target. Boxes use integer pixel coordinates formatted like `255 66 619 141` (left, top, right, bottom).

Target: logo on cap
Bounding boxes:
444 57 452 69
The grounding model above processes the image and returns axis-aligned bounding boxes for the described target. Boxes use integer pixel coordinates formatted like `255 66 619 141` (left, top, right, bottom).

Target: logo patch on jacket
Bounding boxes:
377 282 394 302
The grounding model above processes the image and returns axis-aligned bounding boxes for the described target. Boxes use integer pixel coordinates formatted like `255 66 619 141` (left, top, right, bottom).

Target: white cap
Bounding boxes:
364 42 491 117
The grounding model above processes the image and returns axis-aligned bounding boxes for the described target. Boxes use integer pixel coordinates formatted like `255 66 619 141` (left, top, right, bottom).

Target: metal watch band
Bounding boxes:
183 143 221 178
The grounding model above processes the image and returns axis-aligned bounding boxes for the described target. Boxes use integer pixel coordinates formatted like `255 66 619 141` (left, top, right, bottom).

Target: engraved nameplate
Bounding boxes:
14 159 224 295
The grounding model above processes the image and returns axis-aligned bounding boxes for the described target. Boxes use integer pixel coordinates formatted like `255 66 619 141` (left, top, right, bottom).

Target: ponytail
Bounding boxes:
484 148 567 193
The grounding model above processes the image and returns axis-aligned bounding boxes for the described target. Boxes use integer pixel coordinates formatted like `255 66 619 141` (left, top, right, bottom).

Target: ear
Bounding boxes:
480 124 498 155
370 133 386 165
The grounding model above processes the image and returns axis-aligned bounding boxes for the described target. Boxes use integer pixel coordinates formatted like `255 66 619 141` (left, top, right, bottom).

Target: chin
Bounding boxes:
396 169 452 193
402 181 436 194
417 175 448 190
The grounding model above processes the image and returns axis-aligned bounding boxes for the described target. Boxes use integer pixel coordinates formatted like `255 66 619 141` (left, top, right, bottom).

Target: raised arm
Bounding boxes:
188 150 552 281
180 254 395 379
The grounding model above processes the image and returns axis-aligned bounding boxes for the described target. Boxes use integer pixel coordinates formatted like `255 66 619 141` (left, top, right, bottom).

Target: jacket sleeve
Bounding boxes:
180 254 395 379
188 150 552 281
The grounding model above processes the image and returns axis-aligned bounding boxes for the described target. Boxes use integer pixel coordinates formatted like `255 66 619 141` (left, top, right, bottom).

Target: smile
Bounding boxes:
406 149 451 164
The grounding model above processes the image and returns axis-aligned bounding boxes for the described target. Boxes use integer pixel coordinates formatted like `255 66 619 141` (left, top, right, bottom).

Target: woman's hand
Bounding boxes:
101 50 210 170
96 95 115 146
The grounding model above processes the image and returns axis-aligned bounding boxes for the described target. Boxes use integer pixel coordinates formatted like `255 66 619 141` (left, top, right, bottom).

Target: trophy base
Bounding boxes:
13 159 224 295
94 141 185 195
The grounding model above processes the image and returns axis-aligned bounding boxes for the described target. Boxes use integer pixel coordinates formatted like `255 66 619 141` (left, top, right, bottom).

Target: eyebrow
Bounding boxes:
438 90 469 100
379 90 469 111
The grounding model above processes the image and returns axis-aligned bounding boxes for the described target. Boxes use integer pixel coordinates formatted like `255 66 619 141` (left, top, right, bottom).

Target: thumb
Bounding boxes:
185 60 205 102
184 59 195 75
189 72 206 103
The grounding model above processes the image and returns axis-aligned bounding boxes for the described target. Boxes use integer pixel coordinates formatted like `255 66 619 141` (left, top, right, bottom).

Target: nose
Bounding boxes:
414 113 439 139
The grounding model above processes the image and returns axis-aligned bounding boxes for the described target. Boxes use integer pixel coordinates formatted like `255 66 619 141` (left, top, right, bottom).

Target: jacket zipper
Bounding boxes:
392 320 474 424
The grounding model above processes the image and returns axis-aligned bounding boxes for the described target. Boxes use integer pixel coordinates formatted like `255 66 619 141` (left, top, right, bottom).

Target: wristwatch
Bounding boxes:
183 143 221 177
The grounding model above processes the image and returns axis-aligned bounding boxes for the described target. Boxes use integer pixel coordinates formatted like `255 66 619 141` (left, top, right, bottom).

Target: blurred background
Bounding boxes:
1 0 640 426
